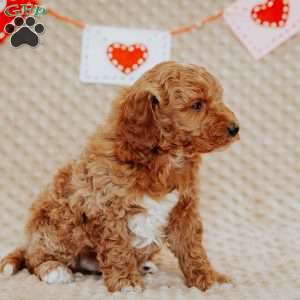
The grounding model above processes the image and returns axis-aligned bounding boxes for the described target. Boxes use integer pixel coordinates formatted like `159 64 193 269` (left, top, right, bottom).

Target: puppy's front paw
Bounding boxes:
186 270 231 291
212 271 231 284
186 271 214 291
107 273 144 293
121 284 143 293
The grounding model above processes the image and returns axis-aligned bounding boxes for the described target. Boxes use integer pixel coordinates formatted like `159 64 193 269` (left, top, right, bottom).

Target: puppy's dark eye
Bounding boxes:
191 101 203 111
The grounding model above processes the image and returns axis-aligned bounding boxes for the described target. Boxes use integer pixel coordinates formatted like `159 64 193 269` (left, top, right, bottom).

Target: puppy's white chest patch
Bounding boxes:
128 191 178 248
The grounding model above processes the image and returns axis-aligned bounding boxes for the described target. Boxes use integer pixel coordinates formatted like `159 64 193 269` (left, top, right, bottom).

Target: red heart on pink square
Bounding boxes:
251 0 289 27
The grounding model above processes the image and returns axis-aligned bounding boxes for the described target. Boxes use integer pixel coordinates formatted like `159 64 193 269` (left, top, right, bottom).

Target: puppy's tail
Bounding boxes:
0 247 26 275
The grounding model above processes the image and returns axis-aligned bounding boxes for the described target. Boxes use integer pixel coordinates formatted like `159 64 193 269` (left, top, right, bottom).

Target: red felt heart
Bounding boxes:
107 43 148 74
251 0 289 27
0 0 39 43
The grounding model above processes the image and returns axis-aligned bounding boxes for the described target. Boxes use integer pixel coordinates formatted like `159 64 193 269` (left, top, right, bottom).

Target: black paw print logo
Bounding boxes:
5 16 45 48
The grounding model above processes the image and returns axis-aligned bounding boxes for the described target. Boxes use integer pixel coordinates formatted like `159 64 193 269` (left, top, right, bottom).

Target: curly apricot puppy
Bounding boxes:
0 61 239 292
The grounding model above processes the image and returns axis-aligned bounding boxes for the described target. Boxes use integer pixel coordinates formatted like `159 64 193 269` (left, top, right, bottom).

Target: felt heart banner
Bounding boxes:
80 26 171 86
2 1 299 85
224 0 300 59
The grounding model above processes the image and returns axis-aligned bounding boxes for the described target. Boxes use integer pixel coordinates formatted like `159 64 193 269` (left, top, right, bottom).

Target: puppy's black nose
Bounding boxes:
227 124 239 137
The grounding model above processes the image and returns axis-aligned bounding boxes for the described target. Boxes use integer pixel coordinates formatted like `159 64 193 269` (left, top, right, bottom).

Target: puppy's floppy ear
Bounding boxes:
115 88 161 163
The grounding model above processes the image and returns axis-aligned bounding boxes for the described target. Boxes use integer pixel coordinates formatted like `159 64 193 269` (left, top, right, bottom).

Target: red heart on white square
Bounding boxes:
107 43 148 74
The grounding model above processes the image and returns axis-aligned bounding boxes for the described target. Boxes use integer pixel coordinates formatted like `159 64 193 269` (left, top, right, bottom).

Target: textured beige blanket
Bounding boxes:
0 1 299 299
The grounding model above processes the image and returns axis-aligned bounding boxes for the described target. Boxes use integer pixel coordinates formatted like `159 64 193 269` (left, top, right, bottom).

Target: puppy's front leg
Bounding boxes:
95 217 144 292
165 193 229 291
97 242 143 292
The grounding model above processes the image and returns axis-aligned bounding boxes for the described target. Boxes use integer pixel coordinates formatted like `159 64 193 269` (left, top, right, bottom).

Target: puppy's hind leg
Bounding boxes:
25 246 75 284
25 233 75 284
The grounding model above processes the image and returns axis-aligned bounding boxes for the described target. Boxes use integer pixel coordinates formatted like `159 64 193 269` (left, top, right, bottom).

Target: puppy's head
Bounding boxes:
115 61 239 162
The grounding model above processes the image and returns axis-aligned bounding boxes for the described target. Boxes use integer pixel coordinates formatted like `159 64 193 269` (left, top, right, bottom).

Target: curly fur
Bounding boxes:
0 61 239 292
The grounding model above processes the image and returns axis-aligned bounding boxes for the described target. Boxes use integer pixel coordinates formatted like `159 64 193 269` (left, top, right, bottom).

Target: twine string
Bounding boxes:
47 8 85 29
170 11 224 35
46 7 223 35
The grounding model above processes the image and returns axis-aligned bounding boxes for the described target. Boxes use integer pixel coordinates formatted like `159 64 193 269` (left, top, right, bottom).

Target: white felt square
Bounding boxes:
80 26 171 86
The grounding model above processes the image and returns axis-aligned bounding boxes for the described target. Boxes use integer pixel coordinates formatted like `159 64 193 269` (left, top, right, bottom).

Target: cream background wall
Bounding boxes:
0 1 299 299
